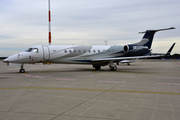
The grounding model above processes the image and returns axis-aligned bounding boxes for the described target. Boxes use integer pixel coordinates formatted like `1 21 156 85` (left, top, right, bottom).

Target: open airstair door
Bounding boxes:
43 46 50 60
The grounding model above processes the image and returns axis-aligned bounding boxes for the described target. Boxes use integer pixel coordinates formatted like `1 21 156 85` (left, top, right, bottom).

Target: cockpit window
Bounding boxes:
32 48 38 53
25 48 33 52
25 48 38 53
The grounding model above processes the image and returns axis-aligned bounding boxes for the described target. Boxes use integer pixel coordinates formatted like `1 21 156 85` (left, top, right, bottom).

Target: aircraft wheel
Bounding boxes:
95 65 101 70
114 66 117 71
19 69 25 73
110 66 117 71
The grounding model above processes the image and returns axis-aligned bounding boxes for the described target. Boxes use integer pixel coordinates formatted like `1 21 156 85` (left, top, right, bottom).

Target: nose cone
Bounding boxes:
3 52 31 63
3 58 9 63
3 54 19 63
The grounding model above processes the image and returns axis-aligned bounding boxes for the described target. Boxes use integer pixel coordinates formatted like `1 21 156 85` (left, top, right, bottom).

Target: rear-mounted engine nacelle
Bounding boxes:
123 45 130 53
123 45 149 53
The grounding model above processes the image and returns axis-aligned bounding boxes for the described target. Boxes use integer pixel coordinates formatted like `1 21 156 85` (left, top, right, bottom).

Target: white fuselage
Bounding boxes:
4 45 125 64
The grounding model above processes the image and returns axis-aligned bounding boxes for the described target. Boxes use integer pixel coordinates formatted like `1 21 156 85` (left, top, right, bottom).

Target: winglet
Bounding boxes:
165 43 176 56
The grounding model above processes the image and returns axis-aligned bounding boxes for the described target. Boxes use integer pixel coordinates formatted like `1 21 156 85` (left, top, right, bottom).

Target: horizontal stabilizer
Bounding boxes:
139 27 175 34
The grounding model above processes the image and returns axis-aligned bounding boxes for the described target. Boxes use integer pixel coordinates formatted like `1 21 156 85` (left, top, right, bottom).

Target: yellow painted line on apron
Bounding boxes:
0 87 180 95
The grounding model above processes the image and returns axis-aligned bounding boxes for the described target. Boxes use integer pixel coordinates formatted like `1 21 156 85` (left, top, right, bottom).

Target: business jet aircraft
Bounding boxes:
3 27 175 73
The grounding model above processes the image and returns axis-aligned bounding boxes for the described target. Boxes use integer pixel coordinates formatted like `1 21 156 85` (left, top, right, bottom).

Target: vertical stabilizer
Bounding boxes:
140 30 156 49
131 27 175 49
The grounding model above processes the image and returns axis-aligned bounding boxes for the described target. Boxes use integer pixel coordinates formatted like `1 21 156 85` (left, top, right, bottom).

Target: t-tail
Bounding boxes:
123 27 175 56
134 27 175 49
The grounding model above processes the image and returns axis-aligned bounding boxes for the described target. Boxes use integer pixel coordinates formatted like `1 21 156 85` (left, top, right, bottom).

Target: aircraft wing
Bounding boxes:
91 55 161 62
92 43 175 63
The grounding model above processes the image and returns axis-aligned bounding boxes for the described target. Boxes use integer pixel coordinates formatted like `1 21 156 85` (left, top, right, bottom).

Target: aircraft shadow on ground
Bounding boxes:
1 64 155 74
23 67 153 74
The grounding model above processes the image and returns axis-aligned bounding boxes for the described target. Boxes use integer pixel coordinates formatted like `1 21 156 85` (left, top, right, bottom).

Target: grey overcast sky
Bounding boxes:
0 0 180 56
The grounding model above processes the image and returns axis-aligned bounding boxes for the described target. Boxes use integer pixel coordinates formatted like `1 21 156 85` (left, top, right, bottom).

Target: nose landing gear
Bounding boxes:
19 64 25 73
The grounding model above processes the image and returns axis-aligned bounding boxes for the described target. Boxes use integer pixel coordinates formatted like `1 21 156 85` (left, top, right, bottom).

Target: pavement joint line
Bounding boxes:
0 87 180 95
51 84 120 120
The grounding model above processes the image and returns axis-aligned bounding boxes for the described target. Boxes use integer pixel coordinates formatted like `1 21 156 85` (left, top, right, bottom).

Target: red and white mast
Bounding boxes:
48 0 51 45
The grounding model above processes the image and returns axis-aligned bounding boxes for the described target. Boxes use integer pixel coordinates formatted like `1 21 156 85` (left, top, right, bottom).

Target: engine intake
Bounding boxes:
123 45 129 53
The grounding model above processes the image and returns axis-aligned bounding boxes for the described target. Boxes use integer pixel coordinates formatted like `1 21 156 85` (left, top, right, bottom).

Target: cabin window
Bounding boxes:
93 50 96 53
25 48 33 52
83 50 86 53
69 50 72 53
98 50 100 53
64 50 67 53
74 50 76 53
78 50 81 53
31 48 38 53
88 50 91 53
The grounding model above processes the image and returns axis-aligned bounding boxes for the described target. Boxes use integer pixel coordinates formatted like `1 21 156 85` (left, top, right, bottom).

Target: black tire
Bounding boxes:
19 69 25 73
95 65 101 70
110 66 117 71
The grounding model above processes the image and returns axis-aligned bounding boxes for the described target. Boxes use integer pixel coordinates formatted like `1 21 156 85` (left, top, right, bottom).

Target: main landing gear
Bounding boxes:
19 64 25 73
93 61 118 71
109 61 117 71
93 65 101 70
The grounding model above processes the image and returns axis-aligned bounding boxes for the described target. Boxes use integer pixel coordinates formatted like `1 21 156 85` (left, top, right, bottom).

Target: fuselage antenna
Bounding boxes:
48 0 51 45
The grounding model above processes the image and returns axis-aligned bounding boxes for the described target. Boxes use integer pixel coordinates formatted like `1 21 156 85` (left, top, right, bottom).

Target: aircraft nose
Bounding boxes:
3 54 18 63
3 58 9 63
